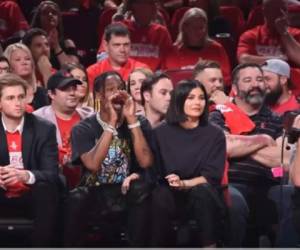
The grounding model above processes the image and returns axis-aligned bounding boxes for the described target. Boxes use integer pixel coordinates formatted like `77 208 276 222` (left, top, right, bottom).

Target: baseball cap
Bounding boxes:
262 59 290 78
47 70 82 91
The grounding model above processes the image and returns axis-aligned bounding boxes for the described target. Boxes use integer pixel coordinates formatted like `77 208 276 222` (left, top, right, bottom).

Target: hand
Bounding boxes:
0 167 6 189
275 9 289 36
121 173 140 195
64 39 76 49
112 13 125 22
293 115 300 129
210 90 230 105
165 174 184 189
48 28 60 51
37 55 52 75
121 91 136 123
255 134 276 147
106 93 120 127
0 165 29 186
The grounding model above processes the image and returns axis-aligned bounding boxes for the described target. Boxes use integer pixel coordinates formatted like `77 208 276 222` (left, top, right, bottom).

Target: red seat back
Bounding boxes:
291 67 300 97
170 6 190 41
97 8 117 45
164 69 194 86
219 5 245 38
246 5 264 29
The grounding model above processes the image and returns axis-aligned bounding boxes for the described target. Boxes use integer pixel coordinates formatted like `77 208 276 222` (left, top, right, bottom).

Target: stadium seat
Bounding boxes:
97 8 117 46
246 5 263 29
170 6 190 41
219 5 245 39
164 68 194 86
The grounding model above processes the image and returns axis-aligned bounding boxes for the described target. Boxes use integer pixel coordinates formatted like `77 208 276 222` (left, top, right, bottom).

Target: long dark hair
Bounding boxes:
166 79 209 125
31 1 64 42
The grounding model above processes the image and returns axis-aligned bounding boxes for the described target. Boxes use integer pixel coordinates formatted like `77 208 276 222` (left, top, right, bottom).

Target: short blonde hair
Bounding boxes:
3 43 37 88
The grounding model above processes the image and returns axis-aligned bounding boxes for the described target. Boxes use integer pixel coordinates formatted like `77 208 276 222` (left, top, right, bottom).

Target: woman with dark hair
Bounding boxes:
150 79 226 247
31 1 79 69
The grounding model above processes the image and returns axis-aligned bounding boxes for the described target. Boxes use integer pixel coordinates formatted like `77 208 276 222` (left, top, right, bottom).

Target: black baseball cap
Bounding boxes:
47 70 82 91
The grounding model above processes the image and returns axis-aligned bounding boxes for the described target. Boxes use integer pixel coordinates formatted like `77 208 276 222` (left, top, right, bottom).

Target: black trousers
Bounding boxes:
292 187 300 238
63 179 152 247
150 183 225 247
0 181 59 247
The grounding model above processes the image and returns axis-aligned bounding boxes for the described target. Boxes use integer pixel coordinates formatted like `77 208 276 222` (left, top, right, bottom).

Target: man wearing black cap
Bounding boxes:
34 70 92 188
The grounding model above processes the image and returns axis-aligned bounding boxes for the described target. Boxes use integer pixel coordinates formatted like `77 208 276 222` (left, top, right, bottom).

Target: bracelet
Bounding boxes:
128 121 141 129
104 127 114 134
104 126 118 136
54 49 64 56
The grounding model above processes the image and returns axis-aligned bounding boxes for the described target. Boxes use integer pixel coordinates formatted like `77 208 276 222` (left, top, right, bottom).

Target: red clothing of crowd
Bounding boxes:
87 57 147 90
98 20 173 72
237 24 300 67
269 94 300 115
163 40 232 87
5 130 29 198
0 1 28 40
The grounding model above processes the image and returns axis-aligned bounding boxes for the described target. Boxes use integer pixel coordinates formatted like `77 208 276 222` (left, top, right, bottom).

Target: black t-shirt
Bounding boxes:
71 114 152 184
152 121 226 186
209 105 283 185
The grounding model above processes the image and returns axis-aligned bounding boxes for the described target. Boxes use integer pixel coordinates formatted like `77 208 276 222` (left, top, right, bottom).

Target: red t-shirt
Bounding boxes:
87 57 147 90
5 130 29 198
237 24 300 67
98 20 173 71
56 113 81 167
162 40 232 87
0 1 29 40
270 94 300 115
56 113 81 188
6 131 23 169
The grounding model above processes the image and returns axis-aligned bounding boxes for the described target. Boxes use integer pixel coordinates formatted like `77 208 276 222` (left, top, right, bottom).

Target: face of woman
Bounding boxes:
10 49 33 78
183 87 206 120
183 16 207 47
40 3 59 30
129 71 146 102
70 68 88 100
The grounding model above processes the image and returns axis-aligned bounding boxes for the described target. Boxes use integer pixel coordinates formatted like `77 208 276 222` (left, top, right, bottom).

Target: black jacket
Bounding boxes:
0 113 59 184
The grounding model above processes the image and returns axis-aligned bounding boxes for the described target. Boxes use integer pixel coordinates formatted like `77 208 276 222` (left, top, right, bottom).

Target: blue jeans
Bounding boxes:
225 185 249 247
268 185 300 247
231 183 300 247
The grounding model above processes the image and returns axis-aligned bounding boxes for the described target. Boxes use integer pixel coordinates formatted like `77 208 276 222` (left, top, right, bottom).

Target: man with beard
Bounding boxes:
263 59 300 115
209 62 294 246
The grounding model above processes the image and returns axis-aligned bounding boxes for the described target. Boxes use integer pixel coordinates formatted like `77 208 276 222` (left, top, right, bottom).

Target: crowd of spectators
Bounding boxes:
0 0 300 247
